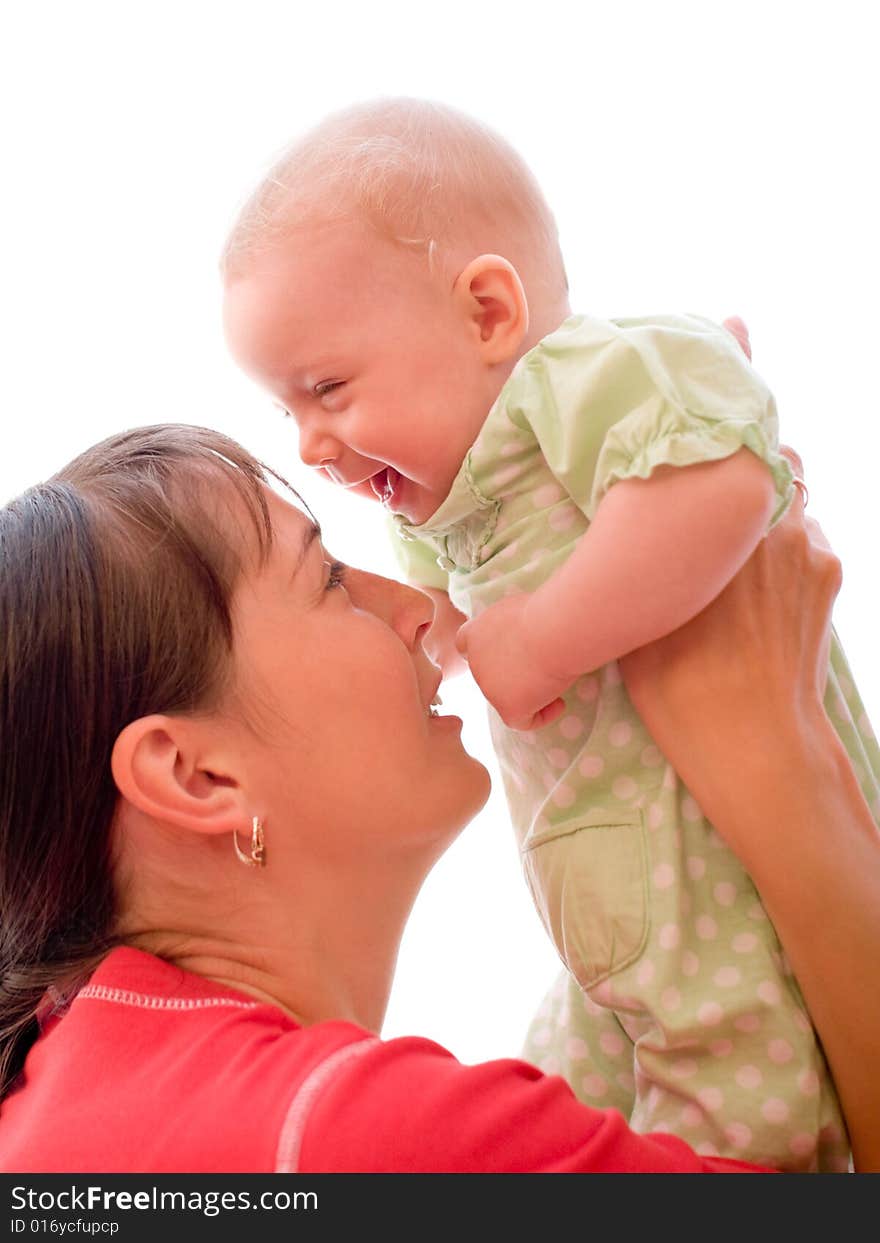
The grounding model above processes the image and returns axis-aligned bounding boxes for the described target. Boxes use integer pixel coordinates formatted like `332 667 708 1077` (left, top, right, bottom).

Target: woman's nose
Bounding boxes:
348 569 433 651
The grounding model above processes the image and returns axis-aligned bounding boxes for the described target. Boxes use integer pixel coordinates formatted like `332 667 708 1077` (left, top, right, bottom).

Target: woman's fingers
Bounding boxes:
722 316 751 359
779 443 805 482
621 451 842 769
772 452 841 597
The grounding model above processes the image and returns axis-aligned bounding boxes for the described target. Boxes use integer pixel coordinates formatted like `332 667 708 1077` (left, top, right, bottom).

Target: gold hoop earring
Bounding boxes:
233 816 266 868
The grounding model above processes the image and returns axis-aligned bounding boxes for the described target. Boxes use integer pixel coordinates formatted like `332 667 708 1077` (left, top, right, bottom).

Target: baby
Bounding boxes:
222 98 880 1171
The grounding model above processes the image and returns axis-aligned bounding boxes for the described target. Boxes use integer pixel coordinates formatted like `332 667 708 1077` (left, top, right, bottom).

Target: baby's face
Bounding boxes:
223 223 497 525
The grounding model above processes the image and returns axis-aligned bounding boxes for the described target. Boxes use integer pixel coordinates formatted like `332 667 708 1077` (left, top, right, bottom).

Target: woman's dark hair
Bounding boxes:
0 424 286 1101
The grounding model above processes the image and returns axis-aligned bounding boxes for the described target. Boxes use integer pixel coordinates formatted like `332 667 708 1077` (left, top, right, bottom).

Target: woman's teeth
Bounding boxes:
428 693 442 718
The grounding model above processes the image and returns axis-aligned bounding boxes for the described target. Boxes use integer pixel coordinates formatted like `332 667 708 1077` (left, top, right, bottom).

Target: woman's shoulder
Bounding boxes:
0 949 759 1173
75 945 379 1097
74 945 301 1021
0 946 373 1173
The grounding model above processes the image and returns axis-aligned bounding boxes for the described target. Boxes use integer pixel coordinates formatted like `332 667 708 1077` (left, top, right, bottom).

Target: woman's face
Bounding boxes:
228 488 491 867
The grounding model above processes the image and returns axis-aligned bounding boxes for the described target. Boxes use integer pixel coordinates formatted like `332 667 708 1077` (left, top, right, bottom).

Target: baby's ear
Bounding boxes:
452 255 529 364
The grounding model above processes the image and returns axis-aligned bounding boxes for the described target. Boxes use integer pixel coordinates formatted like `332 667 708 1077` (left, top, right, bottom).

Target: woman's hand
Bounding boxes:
620 452 838 842
722 315 751 359
621 468 880 1171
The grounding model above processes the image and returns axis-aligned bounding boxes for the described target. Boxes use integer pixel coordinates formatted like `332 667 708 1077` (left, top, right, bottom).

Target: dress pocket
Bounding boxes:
521 809 649 990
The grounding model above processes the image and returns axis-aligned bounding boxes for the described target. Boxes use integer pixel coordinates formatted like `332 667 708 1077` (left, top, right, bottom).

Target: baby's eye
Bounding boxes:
314 380 345 399
324 559 347 591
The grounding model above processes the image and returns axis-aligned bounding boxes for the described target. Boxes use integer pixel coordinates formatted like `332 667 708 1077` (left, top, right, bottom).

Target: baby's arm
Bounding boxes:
458 448 776 729
528 447 776 676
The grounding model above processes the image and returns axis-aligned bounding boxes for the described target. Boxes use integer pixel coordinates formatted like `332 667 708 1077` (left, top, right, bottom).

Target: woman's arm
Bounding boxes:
620 486 880 1172
299 1033 771 1172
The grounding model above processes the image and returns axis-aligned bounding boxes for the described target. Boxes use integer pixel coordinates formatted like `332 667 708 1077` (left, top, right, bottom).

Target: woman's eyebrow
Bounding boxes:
290 520 322 582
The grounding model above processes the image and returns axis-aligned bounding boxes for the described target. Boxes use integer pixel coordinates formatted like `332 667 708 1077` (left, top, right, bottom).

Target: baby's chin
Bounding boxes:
322 466 444 526
370 468 439 525
389 491 443 527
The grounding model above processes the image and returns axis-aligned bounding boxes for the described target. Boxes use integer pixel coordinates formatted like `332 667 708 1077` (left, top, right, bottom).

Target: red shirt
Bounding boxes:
0 948 768 1173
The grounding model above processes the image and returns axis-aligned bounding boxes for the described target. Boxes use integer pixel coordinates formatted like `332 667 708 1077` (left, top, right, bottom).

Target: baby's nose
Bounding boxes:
299 426 341 468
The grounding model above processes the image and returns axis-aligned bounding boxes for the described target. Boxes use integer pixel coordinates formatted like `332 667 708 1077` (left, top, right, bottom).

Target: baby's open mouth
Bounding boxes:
370 467 400 507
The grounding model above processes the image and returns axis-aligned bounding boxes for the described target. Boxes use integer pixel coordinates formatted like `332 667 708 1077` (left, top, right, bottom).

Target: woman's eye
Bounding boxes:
314 380 345 399
324 559 347 591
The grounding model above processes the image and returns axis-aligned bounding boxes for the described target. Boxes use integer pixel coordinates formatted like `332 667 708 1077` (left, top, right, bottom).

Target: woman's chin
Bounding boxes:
423 768 493 865
474 762 493 807
457 757 493 822
426 752 492 845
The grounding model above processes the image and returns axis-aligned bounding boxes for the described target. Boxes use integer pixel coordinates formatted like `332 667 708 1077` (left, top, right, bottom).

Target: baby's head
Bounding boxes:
222 98 569 524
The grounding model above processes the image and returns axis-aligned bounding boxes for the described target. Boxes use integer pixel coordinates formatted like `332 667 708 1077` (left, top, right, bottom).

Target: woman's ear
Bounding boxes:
111 714 247 837
452 254 529 365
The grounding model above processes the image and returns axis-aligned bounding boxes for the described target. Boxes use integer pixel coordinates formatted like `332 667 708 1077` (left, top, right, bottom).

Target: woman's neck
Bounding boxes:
116 840 424 1033
166 927 401 1033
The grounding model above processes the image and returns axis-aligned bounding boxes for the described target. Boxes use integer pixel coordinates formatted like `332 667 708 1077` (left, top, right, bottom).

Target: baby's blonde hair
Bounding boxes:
221 97 567 300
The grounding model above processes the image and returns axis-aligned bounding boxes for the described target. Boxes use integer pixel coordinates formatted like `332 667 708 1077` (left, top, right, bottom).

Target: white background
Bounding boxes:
2 2 877 1065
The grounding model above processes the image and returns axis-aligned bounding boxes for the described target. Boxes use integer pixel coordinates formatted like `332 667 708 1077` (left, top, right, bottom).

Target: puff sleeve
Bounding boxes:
513 315 794 527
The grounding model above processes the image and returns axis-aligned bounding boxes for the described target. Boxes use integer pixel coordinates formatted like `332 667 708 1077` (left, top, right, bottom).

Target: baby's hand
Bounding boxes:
455 594 569 730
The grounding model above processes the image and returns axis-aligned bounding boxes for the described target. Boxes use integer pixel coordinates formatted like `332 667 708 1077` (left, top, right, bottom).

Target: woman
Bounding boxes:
0 424 877 1172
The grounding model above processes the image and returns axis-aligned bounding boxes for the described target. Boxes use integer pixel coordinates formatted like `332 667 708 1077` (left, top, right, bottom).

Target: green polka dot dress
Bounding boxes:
391 314 878 1171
